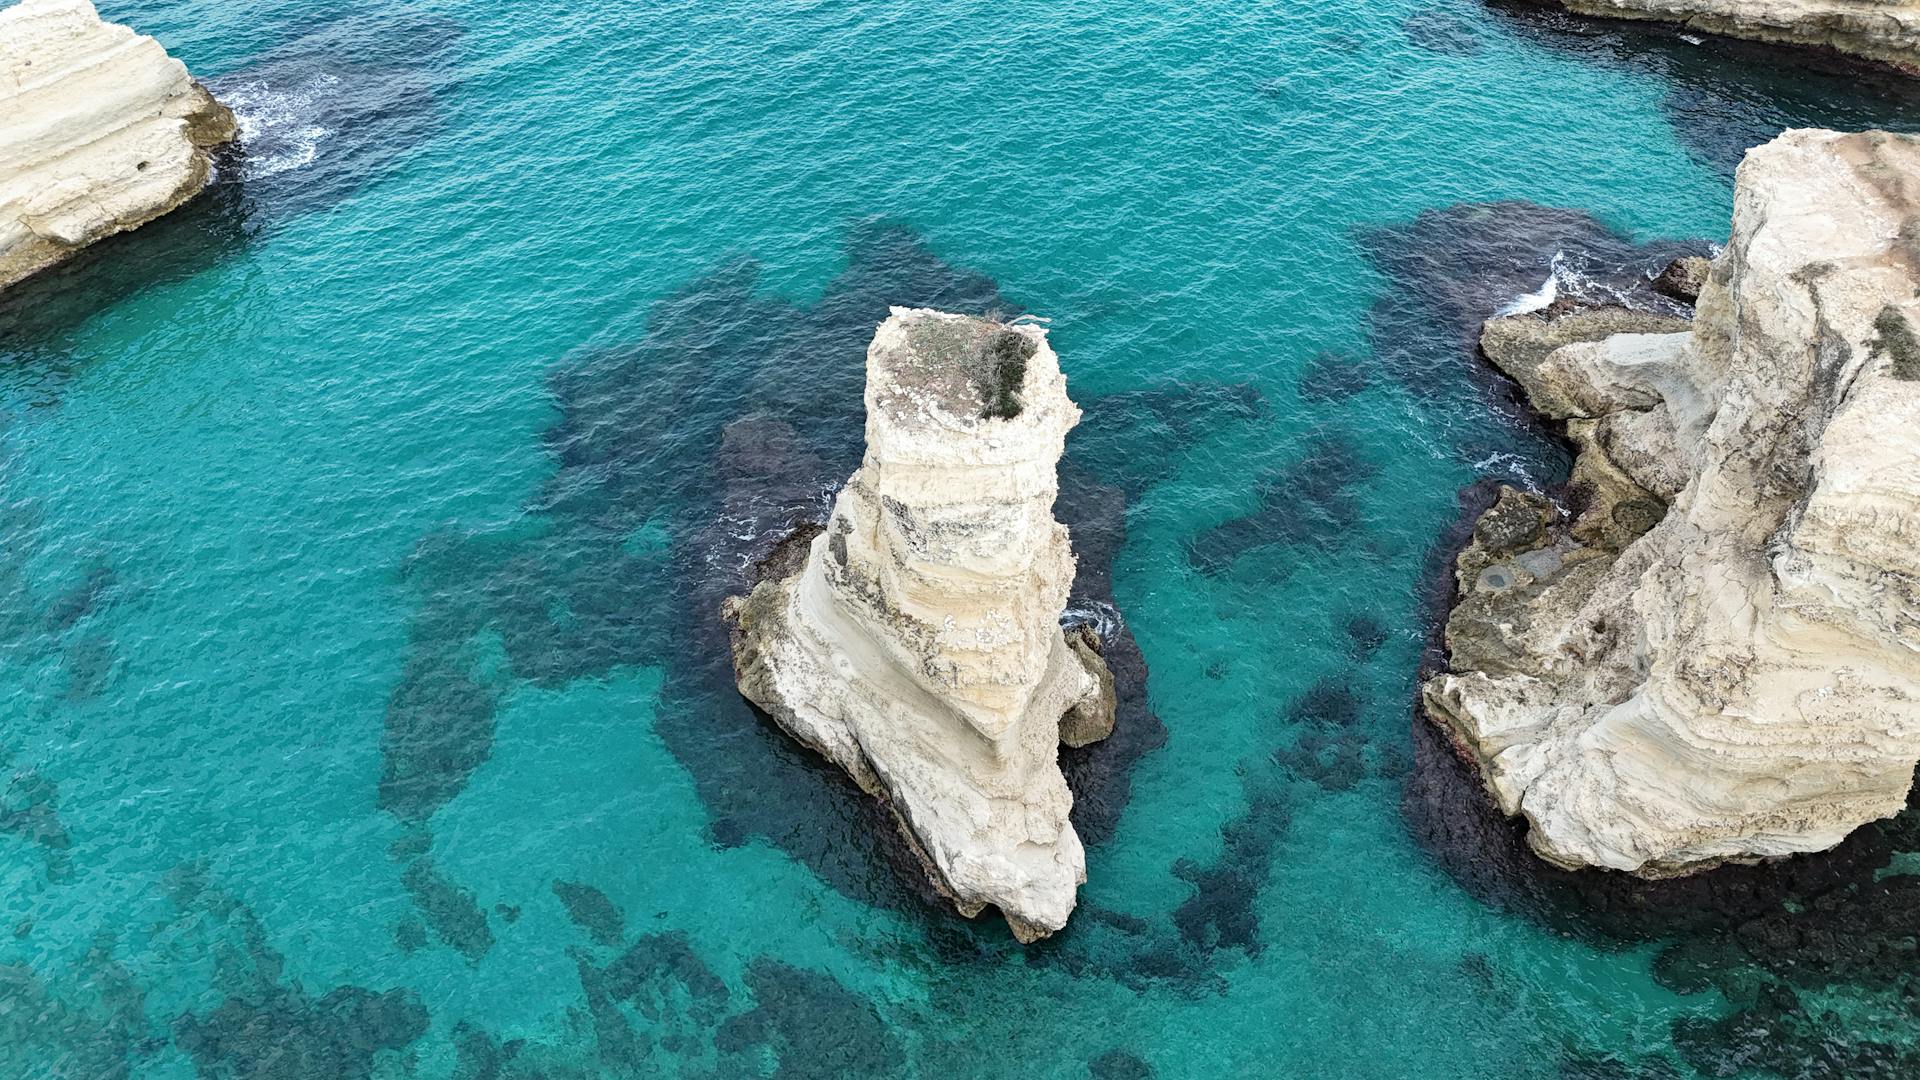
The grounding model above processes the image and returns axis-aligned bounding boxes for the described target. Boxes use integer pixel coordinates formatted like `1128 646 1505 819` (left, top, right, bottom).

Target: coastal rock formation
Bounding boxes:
725 308 1114 940
1424 129 1920 876
0 0 236 291
1529 0 1920 71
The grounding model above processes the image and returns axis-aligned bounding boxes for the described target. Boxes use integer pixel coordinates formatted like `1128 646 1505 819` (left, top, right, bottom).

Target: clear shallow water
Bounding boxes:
4 1 1920 1077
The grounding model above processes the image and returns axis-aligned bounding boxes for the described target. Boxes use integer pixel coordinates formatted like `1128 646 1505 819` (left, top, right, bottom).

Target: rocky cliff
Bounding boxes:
725 307 1114 941
1 0 236 291
1424 128 1920 876
1538 0 1920 71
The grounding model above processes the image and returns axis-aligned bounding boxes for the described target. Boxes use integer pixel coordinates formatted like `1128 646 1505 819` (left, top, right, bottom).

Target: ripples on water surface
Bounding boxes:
4 1 1920 1076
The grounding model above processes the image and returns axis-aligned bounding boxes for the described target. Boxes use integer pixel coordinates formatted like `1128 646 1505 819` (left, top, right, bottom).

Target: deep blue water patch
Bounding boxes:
1486 0 1920 176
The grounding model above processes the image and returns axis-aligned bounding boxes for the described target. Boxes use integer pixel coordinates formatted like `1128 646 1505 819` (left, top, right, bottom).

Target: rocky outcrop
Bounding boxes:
1535 0 1920 71
725 308 1114 941
1651 255 1712 303
0 0 236 291
1424 129 1920 876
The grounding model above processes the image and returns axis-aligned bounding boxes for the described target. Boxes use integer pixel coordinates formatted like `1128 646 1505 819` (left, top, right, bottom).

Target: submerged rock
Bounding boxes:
0 0 236 291
725 307 1114 941
1424 129 1920 876
1526 0 1920 71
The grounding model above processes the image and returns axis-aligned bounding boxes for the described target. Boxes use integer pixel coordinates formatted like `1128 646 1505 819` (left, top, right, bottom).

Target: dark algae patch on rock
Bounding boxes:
1186 429 1381 575
976 325 1036 419
1403 9 1484 55
1871 304 1920 379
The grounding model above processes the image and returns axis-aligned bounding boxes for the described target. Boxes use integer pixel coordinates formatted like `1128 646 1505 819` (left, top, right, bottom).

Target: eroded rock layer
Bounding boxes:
1542 0 1920 71
726 307 1113 940
0 0 236 291
1424 128 1920 875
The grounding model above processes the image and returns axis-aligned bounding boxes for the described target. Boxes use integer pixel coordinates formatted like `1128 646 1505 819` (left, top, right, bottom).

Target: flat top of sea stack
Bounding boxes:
869 307 1061 432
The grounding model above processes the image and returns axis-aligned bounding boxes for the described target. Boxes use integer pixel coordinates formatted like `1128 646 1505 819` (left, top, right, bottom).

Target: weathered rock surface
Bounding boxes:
1538 0 1920 71
0 0 235 291
1651 255 1712 303
1424 129 1920 876
725 307 1113 940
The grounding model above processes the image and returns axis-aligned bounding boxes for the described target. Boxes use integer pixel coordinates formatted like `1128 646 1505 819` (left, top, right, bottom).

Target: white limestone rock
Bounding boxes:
1547 0 1920 71
1425 129 1920 876
0 0 236 291
725 307 1111 941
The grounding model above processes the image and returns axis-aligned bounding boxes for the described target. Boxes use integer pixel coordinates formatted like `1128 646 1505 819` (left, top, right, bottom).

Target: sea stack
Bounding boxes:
725 307 1114 941
1531 0 1920 71
0 0 237 292
1424 129 1920 876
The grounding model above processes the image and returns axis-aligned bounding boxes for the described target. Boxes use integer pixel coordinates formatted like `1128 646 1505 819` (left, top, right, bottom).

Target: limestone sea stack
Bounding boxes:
1424 129 1920 877
0 0 236 292
1527 0 1920 71
725 307 1114 941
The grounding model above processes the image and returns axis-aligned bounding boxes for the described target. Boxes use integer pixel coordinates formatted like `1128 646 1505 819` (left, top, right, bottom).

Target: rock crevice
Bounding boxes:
1425 129 1920 876
725 307 1113 940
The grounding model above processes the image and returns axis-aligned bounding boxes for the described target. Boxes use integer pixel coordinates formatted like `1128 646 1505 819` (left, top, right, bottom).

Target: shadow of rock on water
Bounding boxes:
1484 0 1920 178
0 8 461 386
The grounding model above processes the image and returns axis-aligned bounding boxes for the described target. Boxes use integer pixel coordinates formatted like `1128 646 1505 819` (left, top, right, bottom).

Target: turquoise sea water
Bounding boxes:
6 1 1920 1077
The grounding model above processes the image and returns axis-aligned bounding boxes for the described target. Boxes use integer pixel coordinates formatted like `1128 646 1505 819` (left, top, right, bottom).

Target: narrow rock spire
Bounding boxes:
725 307 1113 941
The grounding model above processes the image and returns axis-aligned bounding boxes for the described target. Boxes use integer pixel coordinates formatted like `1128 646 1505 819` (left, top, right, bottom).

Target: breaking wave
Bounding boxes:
217 73 339 180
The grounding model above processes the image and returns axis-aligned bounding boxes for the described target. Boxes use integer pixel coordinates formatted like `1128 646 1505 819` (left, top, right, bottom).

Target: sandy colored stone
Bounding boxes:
726 308 1113 940
0 0 236 291
1426 129 1920 876
1550 0 1920 71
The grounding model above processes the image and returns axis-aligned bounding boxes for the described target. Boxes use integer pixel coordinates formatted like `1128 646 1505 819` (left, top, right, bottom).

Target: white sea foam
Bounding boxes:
1497 250 1644 317
1496 266 1558 317
1470 451 1546 496
218 73 339 180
